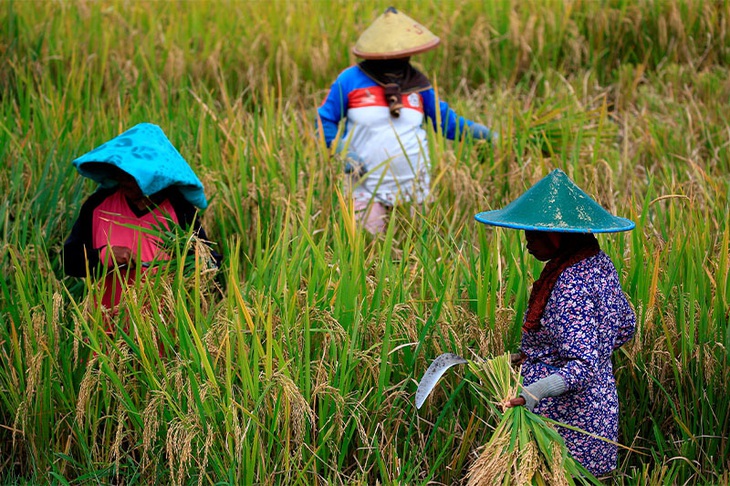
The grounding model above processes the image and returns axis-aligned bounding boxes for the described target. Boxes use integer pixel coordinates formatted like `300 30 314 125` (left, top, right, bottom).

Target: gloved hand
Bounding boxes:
336 140 368 178
510 373 567 412
470 122 498 143
343 151 367 178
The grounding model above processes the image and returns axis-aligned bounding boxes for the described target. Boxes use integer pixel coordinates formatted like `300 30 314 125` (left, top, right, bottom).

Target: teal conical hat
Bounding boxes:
73 123 208 209
475 169 634 233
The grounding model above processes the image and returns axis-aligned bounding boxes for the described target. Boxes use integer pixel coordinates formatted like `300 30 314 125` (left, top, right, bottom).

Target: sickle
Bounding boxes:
415 353 468 409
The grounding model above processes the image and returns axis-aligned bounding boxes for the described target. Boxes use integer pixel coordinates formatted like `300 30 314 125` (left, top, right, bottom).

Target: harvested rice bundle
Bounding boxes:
416 353 601 485
465 354 600 485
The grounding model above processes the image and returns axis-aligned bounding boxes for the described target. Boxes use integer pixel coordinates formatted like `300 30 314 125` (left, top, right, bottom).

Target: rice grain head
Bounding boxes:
197 427 215 486
514 440 540 485
142 392 163 471
23 351 44 410
465 432 512 485
52 292 62 355
110 402 126 479
11 399 27 446
166 414 199 486
547 440 570 486
75 355 100 426
71 313 83 367
269 372 316 448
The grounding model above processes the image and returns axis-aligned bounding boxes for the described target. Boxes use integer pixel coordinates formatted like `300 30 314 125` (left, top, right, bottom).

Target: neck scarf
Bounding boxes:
358 59 431 117
523 234 601 332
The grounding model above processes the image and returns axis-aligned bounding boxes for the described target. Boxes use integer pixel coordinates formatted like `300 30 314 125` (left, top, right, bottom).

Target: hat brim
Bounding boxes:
353 38 440 60
475 210 636 233
474 169 635 233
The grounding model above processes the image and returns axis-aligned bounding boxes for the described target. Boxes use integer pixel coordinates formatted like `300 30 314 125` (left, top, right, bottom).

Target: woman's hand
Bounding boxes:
505 396 526 408
110 246 134 267
510 352 527 366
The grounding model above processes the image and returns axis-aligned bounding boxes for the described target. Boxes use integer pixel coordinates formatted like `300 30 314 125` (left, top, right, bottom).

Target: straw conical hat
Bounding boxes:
353 7 440 60
73 123 208 209
474 169 634 233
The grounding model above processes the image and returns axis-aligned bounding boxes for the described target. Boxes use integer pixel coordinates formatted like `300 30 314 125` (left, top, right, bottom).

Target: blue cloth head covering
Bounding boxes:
73 123 208 209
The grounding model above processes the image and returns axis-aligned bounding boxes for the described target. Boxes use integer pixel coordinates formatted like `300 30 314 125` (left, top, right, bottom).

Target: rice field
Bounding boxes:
1 0 729 484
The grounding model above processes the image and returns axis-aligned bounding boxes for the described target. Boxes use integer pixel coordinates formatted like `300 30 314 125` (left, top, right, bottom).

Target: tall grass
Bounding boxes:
1 0 729 484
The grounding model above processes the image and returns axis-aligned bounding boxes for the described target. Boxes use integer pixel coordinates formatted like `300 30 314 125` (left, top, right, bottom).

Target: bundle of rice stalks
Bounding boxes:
464 354 600 486
415 353 601 485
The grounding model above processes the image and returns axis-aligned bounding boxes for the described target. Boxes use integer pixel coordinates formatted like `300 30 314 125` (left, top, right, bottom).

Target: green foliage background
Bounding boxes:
1 0 729 484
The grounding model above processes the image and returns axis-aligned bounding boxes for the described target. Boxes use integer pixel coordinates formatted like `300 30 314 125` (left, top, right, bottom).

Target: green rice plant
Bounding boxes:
517 95 616 159
2 0 730 483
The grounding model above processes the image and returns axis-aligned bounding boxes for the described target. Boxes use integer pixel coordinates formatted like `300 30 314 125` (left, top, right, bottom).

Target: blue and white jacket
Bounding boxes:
317 65 490 205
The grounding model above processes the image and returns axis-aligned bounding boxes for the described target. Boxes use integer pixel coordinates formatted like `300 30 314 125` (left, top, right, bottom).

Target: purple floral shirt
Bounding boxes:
521 251 636 476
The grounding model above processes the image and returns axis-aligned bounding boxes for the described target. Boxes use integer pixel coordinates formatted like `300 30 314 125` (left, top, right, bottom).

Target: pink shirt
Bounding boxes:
92 191 179 308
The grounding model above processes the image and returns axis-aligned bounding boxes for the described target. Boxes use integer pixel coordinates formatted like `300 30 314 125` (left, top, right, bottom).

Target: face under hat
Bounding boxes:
352 7 440 60
73 123 208 209
475 169 634 233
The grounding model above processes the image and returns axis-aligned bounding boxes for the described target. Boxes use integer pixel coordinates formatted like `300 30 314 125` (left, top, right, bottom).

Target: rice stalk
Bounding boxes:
141 391 163 472
166 413 201 486
75 355 100 427
519 96 616 157
465 423 513 485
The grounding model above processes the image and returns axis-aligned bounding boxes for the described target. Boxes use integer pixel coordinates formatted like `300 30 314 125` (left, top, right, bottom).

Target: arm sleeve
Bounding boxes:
63 189 113 278
549 278 602 393
316 76 348 148
520 373 567 412
421 88 478 141
613 291 637 349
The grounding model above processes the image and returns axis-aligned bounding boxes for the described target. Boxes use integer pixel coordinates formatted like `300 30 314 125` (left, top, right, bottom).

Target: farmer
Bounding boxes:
63 122 220 310
476 169 636 476
317 6 496 233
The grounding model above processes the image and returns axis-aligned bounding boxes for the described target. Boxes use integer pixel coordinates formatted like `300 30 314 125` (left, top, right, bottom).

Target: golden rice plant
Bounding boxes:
464 353 600 486
519 96 616 157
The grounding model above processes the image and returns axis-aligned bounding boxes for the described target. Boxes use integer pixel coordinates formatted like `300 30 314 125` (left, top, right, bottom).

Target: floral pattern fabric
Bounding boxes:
521 251 636 476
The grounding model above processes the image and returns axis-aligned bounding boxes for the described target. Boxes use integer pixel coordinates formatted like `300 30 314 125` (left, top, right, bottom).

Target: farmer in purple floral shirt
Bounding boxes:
475 169 636 476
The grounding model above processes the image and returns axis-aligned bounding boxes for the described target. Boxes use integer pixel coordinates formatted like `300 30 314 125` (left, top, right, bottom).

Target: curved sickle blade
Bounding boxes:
415 353 468 409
